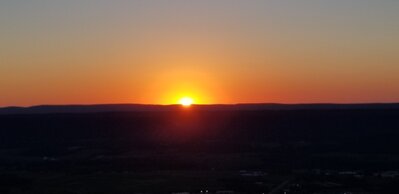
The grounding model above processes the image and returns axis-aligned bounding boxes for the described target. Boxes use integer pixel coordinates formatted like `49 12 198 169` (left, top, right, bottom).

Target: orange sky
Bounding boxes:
1 1 399 106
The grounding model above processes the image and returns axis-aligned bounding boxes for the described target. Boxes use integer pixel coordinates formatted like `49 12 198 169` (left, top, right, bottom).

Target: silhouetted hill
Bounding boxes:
1 103 399 114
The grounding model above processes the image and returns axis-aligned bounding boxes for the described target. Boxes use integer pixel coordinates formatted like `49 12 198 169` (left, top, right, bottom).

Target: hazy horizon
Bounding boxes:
3 101 399 109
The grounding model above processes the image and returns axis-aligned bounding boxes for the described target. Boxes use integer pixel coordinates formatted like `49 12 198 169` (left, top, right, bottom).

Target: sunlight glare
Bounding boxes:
179 97 194 107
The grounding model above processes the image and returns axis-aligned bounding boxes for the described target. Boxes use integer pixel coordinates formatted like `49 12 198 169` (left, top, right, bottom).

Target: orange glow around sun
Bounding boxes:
179 97 194 107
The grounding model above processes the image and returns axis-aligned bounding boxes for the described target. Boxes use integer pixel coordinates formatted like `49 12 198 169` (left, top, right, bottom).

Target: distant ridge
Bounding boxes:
1 103 399 115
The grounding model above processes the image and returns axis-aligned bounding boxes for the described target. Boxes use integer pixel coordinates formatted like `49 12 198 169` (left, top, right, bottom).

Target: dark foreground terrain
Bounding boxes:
0 104 399 194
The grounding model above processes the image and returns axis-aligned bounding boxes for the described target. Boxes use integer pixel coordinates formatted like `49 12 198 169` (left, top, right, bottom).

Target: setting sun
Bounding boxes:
179 97 194 107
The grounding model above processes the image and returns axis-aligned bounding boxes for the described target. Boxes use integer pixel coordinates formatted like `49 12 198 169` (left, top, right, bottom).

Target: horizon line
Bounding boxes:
2 102 399 109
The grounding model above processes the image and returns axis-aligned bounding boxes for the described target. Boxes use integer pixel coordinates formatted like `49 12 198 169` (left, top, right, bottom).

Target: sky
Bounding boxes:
1 0 399 106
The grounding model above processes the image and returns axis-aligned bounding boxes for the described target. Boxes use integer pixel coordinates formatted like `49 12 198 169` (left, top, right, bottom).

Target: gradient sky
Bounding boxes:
1 0 399 106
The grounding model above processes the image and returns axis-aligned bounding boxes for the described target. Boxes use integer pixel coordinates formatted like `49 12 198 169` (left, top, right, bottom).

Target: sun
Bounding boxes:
179 97 194 107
